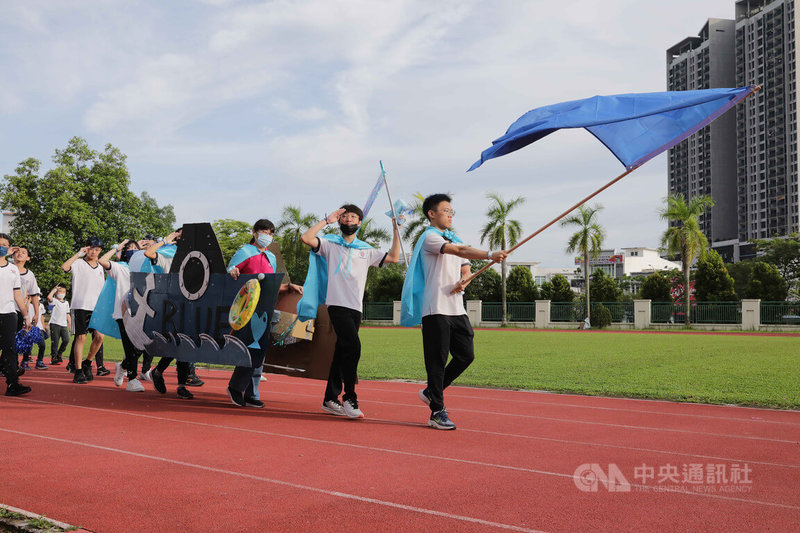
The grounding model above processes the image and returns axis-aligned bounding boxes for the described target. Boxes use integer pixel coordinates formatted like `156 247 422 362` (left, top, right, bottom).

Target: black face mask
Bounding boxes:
121 250 137 263
339 223 359 236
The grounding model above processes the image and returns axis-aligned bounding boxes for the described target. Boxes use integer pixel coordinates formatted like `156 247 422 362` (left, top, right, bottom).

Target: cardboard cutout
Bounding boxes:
124 223 282 367
122 223 337 377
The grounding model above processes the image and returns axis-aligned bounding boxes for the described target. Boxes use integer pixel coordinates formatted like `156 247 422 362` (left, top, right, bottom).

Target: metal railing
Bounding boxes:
549 302 634 323
594 302 634 323
651 302 742 324
481 302 536 322
362 302 394 321
761 301 800 325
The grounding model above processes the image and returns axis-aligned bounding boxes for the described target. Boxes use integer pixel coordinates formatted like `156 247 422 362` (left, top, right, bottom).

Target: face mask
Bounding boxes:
339 223 359 236
256 233 273 248
121 250 137 263
56 293 65 300
0 246 7 257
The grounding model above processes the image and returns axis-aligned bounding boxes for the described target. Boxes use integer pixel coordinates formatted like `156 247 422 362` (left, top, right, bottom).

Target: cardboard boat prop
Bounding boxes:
122 223 335 379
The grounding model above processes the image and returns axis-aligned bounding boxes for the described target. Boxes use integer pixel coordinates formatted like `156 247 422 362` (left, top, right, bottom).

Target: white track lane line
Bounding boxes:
18 378 800 444
2 397 799 511
195 370 800 425
8 395 800 470
253 388 800 444
351 384 800 427
0 427 547 533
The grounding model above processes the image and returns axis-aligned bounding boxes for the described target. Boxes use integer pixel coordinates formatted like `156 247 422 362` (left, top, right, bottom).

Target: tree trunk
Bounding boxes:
683 244 691 327
584 250 590 323
501 259 507 325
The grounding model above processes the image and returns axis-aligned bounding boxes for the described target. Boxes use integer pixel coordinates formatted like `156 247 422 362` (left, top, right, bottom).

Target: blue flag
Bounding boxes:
468 86 757 171
363 164 386 218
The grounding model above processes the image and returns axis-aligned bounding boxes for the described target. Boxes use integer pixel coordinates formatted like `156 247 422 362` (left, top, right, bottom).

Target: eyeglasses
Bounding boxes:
438 209 455 216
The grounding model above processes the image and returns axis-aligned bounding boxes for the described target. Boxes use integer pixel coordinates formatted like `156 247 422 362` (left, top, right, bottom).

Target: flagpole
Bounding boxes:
459 165 639 289
380 161 408 265
459 84 762 291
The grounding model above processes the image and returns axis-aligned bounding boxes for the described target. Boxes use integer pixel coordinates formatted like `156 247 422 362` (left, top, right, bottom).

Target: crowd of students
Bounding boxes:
0 194 507 430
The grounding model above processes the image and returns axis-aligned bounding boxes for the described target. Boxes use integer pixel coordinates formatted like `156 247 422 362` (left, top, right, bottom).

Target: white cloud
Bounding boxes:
0 0 738 267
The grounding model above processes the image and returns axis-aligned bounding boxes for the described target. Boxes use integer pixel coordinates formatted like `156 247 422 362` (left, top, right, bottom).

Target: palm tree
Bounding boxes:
402 193 429 247
277 205 319 282
480 193 525 325
356 218 390 247
561 204 605 323
660 193 714 326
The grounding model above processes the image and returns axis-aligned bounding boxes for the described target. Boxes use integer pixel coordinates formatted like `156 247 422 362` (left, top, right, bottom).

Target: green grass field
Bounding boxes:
92 328 799 409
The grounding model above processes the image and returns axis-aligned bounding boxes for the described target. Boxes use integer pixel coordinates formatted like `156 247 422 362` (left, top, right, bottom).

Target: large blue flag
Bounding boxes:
468 86 756 171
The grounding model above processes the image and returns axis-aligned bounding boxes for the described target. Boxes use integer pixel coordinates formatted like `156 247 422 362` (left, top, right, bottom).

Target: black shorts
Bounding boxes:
73 309 95 336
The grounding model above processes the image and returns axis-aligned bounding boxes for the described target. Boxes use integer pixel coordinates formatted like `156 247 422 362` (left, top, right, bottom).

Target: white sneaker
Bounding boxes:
126 378 145 392
114 363 125 387
321 399 346 416
342 398 364 419
260 375 267 382
140 370 153 382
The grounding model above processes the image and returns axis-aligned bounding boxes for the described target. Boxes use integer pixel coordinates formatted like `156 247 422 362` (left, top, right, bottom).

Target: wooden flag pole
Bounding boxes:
460 165 639 287
459 84 762 290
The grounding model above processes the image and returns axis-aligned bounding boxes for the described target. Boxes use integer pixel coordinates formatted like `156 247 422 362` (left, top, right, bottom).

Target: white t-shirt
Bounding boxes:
105 261 131 320
29 302 45 330
154 253 173 273
421 232 468 318
314 238 386 312
16 269 40 313
0 263 21 314
69 258 105 311
50 298 70 327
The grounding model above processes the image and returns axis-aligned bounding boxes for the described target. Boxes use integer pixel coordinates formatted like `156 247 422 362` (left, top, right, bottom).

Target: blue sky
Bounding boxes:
0 0 735 266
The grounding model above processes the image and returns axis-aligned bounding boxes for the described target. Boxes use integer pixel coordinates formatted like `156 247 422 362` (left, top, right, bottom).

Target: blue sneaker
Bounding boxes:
428 408 456 430
20 360 31 371
35 361 48 370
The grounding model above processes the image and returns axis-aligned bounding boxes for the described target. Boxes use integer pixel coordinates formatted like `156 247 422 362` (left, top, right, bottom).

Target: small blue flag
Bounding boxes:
363 167 386 219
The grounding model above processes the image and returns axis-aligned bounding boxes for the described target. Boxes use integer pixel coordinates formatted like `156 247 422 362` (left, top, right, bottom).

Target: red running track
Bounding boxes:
1 367 798 532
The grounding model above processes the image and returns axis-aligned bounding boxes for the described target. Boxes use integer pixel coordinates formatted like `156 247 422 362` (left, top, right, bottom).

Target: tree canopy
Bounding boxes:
0 137 175 292
694 249 737 301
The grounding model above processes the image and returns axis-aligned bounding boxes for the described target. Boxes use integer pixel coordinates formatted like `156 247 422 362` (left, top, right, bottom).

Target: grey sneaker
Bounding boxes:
126 378 145 392
342 398 364 419
114 363 126 387
321 399 346 416
428 409 456 430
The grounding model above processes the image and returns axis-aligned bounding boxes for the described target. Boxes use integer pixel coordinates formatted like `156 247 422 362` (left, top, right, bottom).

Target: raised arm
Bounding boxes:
145 232 178 259
301 208 345 248
62 247 88 272
383 218 402 264
47 286 57 303
99 240 127 269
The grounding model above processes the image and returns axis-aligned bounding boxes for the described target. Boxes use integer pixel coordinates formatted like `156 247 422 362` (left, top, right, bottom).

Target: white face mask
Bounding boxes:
256 233 273 248
56 293 65 300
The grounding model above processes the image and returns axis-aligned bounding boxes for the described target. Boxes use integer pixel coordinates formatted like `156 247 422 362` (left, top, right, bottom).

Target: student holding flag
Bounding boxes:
401 193 506 430
299 204 400 419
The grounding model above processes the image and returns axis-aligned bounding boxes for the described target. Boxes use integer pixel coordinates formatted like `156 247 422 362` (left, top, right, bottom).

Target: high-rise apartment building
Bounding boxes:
735 0 798 245
667 19 738 247
667 0 799 262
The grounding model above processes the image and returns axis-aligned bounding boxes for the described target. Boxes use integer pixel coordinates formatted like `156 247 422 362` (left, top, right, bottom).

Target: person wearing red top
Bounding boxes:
226 219 302 407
